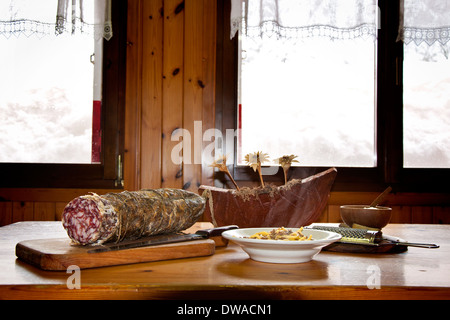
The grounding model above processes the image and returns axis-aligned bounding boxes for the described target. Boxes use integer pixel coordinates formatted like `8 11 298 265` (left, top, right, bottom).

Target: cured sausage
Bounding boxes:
62 189 206 245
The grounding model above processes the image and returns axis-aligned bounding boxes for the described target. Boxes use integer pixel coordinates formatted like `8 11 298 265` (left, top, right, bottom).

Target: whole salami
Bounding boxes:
62 189 206 245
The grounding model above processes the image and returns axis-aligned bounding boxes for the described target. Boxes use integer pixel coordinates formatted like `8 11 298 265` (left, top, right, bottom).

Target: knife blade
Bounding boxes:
87 225 239 253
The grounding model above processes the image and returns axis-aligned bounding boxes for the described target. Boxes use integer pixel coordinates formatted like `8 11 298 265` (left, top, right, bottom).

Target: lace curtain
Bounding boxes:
397 0 450 46
0 0 112 40
231 0 450 48
230 0 379 40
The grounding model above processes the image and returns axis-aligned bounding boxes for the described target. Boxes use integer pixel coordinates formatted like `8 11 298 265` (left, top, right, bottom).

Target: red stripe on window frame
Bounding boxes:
238 103 242 163
91 100 102 163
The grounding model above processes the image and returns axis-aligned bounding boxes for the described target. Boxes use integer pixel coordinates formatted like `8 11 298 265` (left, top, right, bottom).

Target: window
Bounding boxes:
216 0 450 192
403 43 450 168
238 32 377 168
0 31 100 164
0 0 126 188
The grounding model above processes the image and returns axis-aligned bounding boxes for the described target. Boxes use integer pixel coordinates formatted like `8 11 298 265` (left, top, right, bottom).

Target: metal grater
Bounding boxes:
306 226 383 245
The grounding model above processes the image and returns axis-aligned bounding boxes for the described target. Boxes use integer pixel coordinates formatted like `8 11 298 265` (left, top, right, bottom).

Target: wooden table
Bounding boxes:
0 221 449 300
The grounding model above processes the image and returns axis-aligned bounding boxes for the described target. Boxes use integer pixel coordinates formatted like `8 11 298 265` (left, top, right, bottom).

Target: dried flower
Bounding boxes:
210 155 240 190
276 155 299 184
244 151 269 187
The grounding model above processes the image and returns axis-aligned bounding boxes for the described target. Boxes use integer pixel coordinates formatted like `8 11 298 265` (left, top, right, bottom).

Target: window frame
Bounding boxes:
216 0 450 193
0 0 127 189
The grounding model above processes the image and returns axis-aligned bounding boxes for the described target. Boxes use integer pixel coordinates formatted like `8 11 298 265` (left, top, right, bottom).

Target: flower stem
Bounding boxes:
283 167 288 185
225 171 240 191
257 163 265 188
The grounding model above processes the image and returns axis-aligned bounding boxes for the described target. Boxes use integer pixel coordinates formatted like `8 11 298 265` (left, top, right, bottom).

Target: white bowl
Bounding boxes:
222 228 342 264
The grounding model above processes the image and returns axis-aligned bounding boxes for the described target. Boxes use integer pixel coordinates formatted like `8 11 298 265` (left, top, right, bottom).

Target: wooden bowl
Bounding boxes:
340 205 392 229
198 168 337 228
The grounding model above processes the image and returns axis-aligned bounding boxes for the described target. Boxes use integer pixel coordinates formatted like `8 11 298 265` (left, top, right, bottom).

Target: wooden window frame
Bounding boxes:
215 0 450 193
0 0 127 189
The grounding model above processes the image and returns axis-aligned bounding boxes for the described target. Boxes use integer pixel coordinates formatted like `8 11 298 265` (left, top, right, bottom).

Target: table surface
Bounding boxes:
0 221 449 300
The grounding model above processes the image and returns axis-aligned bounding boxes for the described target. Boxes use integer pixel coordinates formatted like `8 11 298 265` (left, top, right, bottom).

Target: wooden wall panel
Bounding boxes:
124 0 143 191
141 0 163 189
12 202 33 223
391 206 412 223
1 191 449 227
125 0 217 191
316 207 328 223
161 0 185 189
327 205 343 223
201 0 217 187
1 201 60 225
183 0 204 192
411 206 433 224
33 202 56 221
0 189 119 226
55 202 67 221
433 207 450 224
0 202 12 226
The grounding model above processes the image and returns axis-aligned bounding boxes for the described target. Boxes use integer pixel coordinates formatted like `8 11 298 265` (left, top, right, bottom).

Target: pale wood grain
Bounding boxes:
33 202 56 221
124 0 143 191
161 0 185 189
0 202 12 226
201 0 217 188
183 0 204 192
12 201 33 223
141 0 164 189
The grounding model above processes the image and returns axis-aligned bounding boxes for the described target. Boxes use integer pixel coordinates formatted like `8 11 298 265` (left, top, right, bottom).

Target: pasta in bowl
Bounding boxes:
222 227 341 263
248 227 313 241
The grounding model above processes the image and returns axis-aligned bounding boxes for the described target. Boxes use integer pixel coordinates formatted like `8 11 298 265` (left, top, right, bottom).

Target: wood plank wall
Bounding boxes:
321 193 450 224
1 187 450 227
0 0 218 227
124 0 216 192
0 188 115 226
1 0 449 227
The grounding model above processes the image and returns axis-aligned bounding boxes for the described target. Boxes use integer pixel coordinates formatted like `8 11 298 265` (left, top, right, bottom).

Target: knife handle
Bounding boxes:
390 241 440 249
196 225 239 238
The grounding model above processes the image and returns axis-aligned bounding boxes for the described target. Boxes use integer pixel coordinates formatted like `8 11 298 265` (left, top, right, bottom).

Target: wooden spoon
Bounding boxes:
368 186 392 208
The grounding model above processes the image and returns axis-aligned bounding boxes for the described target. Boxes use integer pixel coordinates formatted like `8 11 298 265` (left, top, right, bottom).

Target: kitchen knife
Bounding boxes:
87 225 239 253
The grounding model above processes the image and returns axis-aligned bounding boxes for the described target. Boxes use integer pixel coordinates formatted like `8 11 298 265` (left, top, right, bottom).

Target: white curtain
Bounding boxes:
56 0 112 40
0 0 112 40
230 0 379 40
397 0 450 46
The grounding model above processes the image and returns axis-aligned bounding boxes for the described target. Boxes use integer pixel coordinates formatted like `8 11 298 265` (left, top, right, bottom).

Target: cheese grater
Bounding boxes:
306 226 383 245
306 225 439 248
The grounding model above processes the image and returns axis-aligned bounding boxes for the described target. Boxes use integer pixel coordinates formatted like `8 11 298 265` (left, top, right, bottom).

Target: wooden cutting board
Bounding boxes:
16 237 215 271
15 222 220 271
